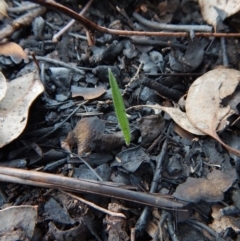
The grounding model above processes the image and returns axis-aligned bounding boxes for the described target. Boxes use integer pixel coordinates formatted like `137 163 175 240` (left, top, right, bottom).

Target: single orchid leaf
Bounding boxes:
108 69 130 146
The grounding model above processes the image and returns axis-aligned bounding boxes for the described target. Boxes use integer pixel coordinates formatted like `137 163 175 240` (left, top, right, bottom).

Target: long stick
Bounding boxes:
0 166 185 209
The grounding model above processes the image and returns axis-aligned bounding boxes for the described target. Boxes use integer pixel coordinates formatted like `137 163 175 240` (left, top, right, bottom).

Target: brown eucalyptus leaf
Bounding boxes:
0 71 7 101
0 42 28 64
173 169 237 203
198 0 240 30
0 72 44 147
186 68 240 156
71 85 106 100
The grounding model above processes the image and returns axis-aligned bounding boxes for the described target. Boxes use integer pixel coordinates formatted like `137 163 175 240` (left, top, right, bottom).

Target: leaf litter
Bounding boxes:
130 67 240 156
186 67 240 156
2 1 240 240
0 71 44 147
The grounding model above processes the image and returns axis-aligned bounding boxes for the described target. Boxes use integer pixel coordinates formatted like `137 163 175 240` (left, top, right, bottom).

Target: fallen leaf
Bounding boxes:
0 72 44 147
0 205 38 240
0 0 7 20
66 117 125 155
71 85 106 100
185 68 240 156
0 71 7 101
0 42 29 64
210 205 240 233
222 85 240 114
198 0 240 30
173 169 237 203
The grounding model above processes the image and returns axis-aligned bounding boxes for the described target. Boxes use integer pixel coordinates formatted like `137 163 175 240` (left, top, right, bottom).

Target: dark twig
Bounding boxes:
221 37 229 67
24 0 240 38
28 55 87 74
7 3 39 13
0 7 46 40
165 211 180 241
132 12 212 32
135 126 169 234
186 219 226 241
52 0 94 42
0 167 185 209
61 190 126 218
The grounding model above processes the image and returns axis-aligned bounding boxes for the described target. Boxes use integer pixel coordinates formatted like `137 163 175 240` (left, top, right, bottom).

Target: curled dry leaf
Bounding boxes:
0 71 7 101
186 68 240 156
0 72 44 147
198 0 240 30
71 85 106 100
0 42 28 64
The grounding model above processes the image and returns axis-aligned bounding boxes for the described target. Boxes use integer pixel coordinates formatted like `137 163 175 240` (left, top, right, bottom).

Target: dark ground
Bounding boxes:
1 0 240 240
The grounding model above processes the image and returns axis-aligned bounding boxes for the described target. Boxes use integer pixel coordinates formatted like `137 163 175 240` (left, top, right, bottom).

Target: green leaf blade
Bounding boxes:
108 69 131 146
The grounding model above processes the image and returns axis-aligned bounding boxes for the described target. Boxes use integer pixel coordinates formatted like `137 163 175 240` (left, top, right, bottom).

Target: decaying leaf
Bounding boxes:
71 85 106 100
0 72 44 147
0 42 29 64
0 205 38 240
210 205 240 233
0 0 7 20
136 114 165 145
62 117 126 155
185 68 240 156
0 71 7 101
173 169 237 203
198 0 240 30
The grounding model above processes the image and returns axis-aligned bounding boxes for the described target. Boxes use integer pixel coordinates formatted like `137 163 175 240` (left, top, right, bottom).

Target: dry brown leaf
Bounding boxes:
173 169 237 203
186 68 240 156
198 0 240 30
0 72 44 147
0 42 28 64
63 117 126 155
0 0 7 20
71 85 106 100
0 71 7 102
210 205 240 233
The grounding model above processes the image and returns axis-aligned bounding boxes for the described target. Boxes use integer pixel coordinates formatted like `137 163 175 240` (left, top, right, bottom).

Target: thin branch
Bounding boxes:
61 190 126 218
25 0 240 38
52 0 94 42
0 166 185 209
28 55 86 74
7 3 40 13
133 12 212 32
